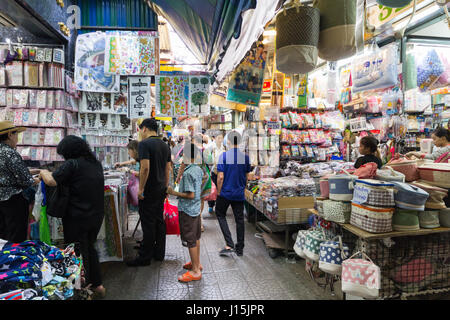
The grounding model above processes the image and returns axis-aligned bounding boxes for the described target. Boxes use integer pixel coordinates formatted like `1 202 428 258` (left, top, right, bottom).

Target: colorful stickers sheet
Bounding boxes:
75 32 120 93
156 75 189 117
189 75 210 116
104 31 159 76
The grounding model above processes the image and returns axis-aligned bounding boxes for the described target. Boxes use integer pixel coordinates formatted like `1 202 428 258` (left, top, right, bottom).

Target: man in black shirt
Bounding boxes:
126 118 171 267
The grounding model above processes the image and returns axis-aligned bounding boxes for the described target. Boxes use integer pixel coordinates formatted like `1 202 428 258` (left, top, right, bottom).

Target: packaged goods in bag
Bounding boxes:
352 45 398 93
164 199 180 235
275 3 320 74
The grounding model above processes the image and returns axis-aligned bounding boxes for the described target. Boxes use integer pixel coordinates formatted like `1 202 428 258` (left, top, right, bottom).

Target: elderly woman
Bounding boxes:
0 121 40 243
39 135 106 298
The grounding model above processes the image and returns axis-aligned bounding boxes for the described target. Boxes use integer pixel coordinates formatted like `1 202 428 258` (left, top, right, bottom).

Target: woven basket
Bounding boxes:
276 4 320 74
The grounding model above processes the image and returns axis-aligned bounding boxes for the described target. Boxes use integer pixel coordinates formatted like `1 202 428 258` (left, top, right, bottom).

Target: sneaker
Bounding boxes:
208 207 214 214
219 247 234 256
235 251 243 257
126 257 151 267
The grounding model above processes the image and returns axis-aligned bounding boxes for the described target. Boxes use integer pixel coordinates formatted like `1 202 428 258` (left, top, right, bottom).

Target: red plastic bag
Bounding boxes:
202 181 217 201
127 174 139 207
164 199 180 235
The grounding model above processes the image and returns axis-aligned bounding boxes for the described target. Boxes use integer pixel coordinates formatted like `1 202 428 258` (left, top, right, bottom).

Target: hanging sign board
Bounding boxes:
366 0 428 29
128 77 151 119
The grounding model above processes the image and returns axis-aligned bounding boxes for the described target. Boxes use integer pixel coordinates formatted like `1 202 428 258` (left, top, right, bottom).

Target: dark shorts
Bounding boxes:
179 211 201 248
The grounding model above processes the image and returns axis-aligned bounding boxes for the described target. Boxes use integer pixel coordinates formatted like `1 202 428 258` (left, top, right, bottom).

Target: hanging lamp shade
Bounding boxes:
275 4 320 74
376 0 413 8
314 0 363 61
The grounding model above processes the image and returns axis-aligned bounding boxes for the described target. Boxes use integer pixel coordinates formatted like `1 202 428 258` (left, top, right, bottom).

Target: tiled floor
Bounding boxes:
100 201 341 300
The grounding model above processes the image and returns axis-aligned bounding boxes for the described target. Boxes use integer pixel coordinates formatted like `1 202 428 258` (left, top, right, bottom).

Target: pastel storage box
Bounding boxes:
328 174 357 201
392 209 420 231
319 237 350 275
323 199 351 223
341 252 380 299
350 203 394 233
390 182 429 211
375 167 405 182
352 179 395 208
439 208 450 227
411 181 448 210
419 211 440 229
294 230 308 259
418 163 450 188
304 229 327 261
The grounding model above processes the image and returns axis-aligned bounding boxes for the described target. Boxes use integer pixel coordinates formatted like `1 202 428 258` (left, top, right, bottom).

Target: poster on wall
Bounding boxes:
112 78 129 115
189 75 210 115
155 75 189 117
128 76 151 119
75 32 120 93
226 42 267 106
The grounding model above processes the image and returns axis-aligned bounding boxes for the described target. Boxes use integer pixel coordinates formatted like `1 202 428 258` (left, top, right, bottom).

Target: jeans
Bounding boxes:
63 214 104 287
138 190 166 261
215 195 245 252
208 172 218 209
0 193 29 243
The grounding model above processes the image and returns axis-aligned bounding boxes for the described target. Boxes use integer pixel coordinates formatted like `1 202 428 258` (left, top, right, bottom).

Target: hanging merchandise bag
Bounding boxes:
376 0 412 7
203 181 217 202
341 251 380 299
164 199 180 236
416 48 445 92
313 0 365 61
275 1 321 74
319 236 350 275
352 44 399 93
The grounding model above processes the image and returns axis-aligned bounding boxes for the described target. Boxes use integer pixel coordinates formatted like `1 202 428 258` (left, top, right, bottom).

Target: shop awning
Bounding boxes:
147 0 283 83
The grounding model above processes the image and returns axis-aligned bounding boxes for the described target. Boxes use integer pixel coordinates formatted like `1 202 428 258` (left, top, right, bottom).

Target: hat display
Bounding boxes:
0 121 27 136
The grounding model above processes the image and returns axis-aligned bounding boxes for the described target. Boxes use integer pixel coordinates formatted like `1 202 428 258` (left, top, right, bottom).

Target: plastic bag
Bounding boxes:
32 182 44 222
127 174 139 207
352 44 398 93
203 181 217 202
164 199 180 235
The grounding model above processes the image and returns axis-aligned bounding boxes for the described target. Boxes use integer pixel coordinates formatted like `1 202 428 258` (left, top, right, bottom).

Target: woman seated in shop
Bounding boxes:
39 135 106 299
354 136 382 169
406 127 450 162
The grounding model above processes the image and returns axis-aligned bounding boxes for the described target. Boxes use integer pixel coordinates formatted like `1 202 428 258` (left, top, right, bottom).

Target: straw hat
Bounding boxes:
0 121 27 136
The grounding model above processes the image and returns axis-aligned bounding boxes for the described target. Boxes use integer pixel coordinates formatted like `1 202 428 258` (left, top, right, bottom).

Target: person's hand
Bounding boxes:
114 162 122 169
29 169 41 175
33 177 41 185
138 189 145 200
166 186 174 195
406 152 421 159
131 170 139 177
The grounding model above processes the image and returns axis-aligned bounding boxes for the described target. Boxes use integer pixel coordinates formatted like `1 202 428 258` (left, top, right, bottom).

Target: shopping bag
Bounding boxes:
127 173 139 207
203 181 217 202
200 164 212 199
164 199 180 235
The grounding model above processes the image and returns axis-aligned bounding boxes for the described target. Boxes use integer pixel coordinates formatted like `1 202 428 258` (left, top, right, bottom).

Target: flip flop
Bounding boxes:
183 262 203 271
178 271 202 283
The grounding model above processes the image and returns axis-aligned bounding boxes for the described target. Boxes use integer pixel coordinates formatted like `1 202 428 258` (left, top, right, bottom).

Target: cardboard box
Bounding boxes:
245 189 254 204
277 196 315 210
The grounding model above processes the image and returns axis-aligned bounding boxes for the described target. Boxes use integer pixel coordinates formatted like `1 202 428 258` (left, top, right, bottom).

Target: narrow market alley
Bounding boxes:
101 203 339 300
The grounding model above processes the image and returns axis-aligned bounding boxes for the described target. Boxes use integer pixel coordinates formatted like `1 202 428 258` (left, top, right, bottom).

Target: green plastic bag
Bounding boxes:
39 205 52 245
201 164 212 199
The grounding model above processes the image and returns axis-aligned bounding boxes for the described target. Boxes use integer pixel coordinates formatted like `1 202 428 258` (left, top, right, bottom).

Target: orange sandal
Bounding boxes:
183 262 203 271
178 271 202 283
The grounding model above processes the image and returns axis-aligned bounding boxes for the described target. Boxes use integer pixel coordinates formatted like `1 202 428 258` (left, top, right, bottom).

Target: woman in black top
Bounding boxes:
40 136 106 298
354 136 383 169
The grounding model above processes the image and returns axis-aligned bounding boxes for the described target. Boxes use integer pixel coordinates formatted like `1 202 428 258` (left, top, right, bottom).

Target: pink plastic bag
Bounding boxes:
202 181 217 201
127 174 139 207
164 199 180 235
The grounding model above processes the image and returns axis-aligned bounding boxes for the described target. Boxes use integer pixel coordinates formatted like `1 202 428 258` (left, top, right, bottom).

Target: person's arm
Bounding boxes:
40 169 58 187
217 172 224 196
176 163 186 184
114 159 136 168
138 159 150 200
167 187 194 199
166 162 172 188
